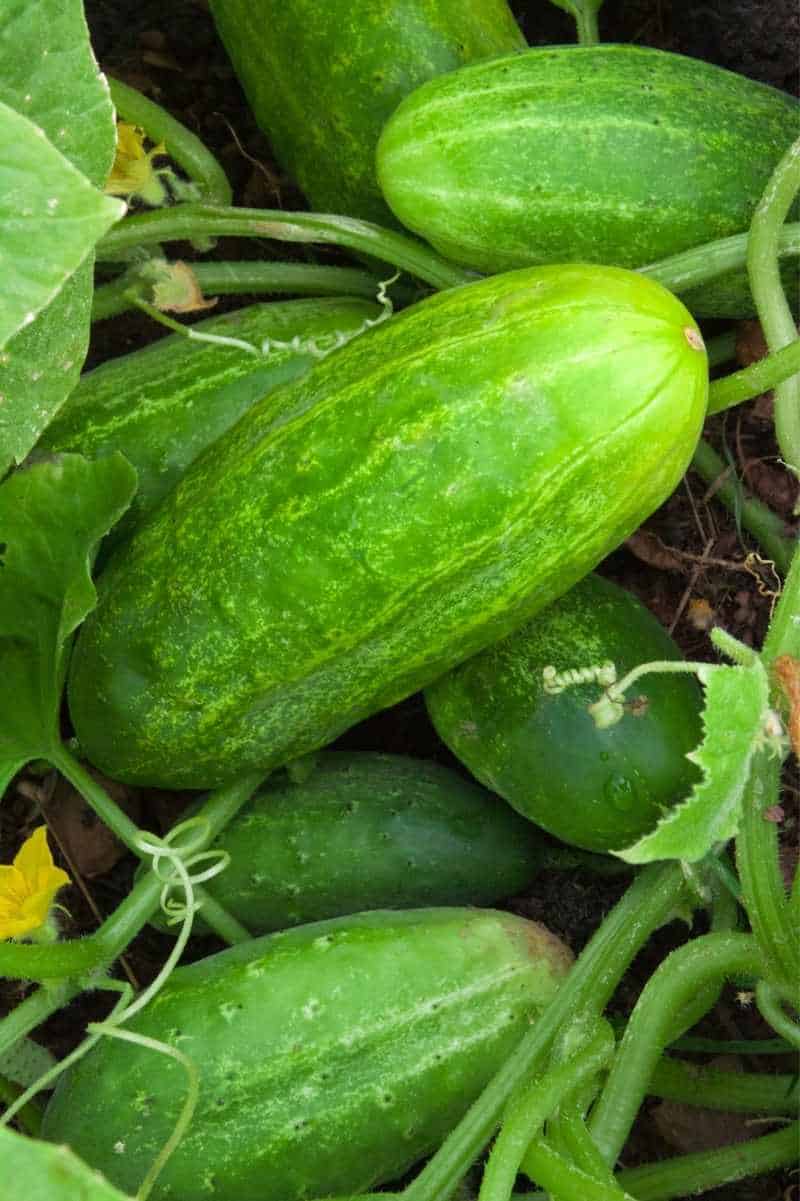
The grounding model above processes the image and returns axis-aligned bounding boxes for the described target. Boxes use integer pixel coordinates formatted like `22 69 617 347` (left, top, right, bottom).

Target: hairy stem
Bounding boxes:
95 204 475 291
107 77 232 207
588 933 763 1166
707 336 800 415
747 134 800 475
640 222 800 295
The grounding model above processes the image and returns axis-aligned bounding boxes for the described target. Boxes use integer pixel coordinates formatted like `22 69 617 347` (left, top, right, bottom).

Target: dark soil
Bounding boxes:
2 3 798 1199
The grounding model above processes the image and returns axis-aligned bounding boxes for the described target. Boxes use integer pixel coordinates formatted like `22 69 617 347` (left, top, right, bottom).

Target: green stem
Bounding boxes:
92 261 385 321
640 222 800 296
763 537 800 665
0 772 264 989
735 752 797 994
690 439 796 575
545 1103 619 1189
573 6 600 45
747 134 800 474
49 744 143 854
708 335 800 415
107 77 232 207
191 889 251 944
648 1055 799 1113
95 204 475 291
588 933 763 1167
518 1141 633 1201
478 1021 614 1201
401 863 688 1201
668 1034 794 1054
756 981 800 1046
614 1121 799 1201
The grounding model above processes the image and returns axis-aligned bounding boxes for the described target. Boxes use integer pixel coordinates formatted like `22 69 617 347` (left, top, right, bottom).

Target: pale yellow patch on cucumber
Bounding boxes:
683 326 705 351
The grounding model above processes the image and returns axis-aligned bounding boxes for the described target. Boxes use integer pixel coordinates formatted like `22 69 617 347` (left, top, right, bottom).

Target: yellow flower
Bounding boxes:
0 827 70 941
105 121 168 206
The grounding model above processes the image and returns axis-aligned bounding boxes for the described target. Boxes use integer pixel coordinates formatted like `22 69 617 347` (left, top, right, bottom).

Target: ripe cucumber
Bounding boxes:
425 574 703 852
42 907 571 1200
152 751 545 934
39 298 379 547
209 0 525 226
377 44 799 312
68 265 708 788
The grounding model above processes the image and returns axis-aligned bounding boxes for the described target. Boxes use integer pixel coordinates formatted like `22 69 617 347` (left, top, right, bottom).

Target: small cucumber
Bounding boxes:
377 44 799 314
153 751 545 934
42 907 571 1200
39 298 380 547
68 265 708 788
209 0 525 225
425 574 703 852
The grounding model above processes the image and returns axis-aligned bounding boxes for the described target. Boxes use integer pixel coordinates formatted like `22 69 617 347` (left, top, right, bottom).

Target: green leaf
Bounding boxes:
0 100 121 355
0 0 117 187
0 0 123 473
615 661 771 864
0 453 136 793
0 1127 133 1201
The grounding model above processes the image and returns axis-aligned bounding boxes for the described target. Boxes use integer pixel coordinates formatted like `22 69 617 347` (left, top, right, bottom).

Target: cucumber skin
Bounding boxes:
42 908 571 1200
208 0 525 225
39 299 379 548
377 45 800 300
166 752 546 933
425 575 703 853
68 265 708 789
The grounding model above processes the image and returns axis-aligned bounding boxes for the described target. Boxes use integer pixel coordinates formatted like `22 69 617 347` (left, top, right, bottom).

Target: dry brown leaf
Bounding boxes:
44 770 141 879
625 530 685 573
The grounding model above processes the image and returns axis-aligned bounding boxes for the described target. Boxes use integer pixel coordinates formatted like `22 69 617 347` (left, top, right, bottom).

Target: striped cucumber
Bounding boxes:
209 0 525 225
39 298 379 546
68 265 708 788
42 907 571 1200
377 44 799 313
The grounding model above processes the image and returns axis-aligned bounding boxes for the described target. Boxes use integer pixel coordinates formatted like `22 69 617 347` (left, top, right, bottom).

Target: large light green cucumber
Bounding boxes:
376 44 799 313
42 907 571 1200
208 0 525 225
425 574 703 853
68 265 708 788
153 751 545 934
39 298 379 546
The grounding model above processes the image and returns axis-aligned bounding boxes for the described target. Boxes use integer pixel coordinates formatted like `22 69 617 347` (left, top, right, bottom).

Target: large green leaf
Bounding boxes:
0 0 116 186
0 1127 132 1201
0 100 120 354
0 454 136 794
0 0 123 474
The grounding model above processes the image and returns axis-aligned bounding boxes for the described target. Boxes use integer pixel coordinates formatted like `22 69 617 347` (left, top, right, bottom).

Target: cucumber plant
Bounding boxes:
0 5 798 1201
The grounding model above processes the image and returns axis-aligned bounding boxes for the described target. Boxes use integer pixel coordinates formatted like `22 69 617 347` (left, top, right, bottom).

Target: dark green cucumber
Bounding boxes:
42 907 571 1200
155 751 545 934
68 265 707 789
208 0 525 225
425 574 703 853
377 44 799 313
39 298 379 546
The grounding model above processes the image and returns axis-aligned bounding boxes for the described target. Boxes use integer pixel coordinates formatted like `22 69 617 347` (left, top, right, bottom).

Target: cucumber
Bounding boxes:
208 0 525 225
425 574 704 852
42 907 571 1200
39 298 380 547
68 265 708 789
153 751 545 934
377 44 800 311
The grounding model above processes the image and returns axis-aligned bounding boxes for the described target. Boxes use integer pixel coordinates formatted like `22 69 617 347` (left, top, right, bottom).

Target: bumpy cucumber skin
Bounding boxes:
169 752 545 933
40 299 379 547
377 45 800 291
208 0 525 225
68 265 708 788
426 575 703 853
42 908 571 1201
